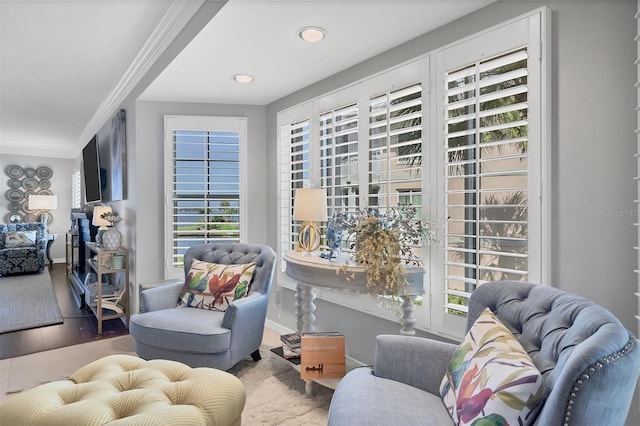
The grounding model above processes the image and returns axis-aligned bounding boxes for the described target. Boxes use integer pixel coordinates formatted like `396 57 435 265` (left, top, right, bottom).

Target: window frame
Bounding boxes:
432 10 550 338
164 115 248 280
276 8 550 338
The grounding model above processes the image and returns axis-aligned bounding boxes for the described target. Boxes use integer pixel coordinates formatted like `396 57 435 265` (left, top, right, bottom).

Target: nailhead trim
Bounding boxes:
562 336 637 425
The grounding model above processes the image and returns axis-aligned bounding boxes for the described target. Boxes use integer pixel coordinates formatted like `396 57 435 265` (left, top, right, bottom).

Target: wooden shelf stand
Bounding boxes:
84 243 129 334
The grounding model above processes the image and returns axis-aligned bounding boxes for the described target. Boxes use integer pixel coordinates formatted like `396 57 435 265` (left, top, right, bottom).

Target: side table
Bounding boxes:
47 233 59 267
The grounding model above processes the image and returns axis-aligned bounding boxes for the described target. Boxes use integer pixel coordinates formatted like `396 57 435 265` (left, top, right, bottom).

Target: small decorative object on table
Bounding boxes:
110 253 125 269
340 206 435 296
100 211 123 250
326 212 346 261
300 332 345 380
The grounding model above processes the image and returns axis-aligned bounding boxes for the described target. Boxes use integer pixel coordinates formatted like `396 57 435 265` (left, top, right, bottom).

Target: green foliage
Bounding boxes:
447 294 467 317
340 206 435 296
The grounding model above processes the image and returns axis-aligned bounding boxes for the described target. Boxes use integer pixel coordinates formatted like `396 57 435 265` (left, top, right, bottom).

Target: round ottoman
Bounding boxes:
0 354 246 425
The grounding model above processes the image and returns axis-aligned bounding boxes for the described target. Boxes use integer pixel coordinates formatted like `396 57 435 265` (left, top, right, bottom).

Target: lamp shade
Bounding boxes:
28 195 57 210
293 188 328 222
92 206 112 227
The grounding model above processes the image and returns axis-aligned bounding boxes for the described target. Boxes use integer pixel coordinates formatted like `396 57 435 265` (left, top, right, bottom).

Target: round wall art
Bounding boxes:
3 165 54 224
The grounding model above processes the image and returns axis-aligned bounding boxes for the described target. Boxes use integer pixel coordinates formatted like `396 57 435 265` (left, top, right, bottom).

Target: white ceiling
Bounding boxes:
0 0 495 159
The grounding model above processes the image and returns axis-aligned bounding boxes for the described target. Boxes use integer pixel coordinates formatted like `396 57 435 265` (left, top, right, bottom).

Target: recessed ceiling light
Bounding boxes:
298 26 326 43
232 74 254 83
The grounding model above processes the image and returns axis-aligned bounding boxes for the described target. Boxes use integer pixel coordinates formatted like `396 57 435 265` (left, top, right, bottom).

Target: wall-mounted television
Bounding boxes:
82 135 102 203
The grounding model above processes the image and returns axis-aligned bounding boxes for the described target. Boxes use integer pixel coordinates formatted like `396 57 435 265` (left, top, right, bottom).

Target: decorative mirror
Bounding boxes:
4 165 54 223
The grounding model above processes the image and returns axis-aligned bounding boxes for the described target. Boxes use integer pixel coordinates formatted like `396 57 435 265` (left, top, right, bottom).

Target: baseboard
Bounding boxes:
265 319 294 336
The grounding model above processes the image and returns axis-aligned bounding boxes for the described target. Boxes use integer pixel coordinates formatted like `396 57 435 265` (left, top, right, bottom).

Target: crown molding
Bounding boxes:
76 0 206 155
1 144 78 159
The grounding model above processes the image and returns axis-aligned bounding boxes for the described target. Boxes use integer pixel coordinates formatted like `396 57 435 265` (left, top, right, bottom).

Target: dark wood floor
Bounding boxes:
0 263 129 359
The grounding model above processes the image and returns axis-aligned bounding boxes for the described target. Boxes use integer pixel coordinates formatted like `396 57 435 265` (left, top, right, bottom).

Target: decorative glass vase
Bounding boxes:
102 227 122 250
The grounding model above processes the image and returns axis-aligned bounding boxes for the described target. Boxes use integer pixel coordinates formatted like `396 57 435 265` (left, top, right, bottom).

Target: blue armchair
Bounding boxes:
328 281 640 425
0 223 47 276
129 243 277 370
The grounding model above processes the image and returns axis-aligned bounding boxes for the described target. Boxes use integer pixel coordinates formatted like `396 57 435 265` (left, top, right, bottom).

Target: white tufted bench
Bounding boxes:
0 354 246 425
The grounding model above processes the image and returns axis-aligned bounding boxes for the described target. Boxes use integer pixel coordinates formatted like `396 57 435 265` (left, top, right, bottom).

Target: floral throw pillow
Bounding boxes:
177 259 256 312
439 307 544 426
5 231 37 248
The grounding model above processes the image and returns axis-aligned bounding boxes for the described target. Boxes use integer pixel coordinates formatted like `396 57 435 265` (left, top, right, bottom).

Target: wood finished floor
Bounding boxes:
0 263 129 359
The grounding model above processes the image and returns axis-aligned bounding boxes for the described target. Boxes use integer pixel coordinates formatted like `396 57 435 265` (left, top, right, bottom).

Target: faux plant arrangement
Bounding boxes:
100 211 123 226
338 206 435 296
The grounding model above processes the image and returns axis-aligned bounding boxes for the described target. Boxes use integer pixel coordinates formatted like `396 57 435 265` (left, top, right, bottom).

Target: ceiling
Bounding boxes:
0 0 496 159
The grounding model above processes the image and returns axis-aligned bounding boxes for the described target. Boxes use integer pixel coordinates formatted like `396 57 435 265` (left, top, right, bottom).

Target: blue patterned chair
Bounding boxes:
130 243 277 371
0 223 47 276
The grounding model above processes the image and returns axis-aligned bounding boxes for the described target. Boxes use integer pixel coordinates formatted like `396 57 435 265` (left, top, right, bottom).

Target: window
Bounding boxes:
279 116 311 259
368 83 423 213
164 116 247 279
277 10 548 337
320 103 360 216
443 48 530 315
72 169 82 209
433 12 548 336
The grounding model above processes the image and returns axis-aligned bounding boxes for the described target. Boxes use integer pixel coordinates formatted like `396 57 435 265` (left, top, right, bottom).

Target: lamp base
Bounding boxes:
298 222 321 253
96 227 108 246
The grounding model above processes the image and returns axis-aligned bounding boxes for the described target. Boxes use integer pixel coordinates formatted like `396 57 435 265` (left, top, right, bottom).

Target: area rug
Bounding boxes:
0 269 63 333
1 330 333 425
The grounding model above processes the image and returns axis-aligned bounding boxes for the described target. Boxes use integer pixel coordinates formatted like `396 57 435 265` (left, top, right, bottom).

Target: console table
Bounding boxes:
283 251 424 335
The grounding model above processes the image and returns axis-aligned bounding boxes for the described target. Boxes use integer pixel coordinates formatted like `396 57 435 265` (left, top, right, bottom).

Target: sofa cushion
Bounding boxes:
440 307 544 426
177 259 256 311
5 230 37 248
129 307 230 354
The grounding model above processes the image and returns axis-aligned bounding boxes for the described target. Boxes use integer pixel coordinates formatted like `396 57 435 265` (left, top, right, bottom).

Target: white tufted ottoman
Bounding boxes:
0 354 246 425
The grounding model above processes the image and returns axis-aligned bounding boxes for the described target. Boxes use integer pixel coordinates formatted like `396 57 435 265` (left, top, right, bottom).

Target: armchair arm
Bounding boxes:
221 292 268 330
139 280 183 312
373 334 458 394
222 292 269 359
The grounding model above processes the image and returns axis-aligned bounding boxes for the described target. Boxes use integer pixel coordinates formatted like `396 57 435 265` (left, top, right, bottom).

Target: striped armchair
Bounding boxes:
0 222 47 276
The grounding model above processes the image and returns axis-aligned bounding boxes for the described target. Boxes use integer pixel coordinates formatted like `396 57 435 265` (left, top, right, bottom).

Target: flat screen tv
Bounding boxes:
82 135 102 203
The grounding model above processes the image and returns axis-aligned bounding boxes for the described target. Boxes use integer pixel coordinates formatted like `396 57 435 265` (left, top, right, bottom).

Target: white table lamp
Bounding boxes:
293 188 328 253
28 195 58 225
92 205 112 246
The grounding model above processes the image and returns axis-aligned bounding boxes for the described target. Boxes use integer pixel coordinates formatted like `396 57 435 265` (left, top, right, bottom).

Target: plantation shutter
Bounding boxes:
443 48 530 314
72 169 82 209
279 119 311 258
320 103 360 217
164 116 246 279
368 83 423 212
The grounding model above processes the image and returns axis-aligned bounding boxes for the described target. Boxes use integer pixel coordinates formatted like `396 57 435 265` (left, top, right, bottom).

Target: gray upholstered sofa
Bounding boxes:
129 243 276 371
328 281 640 425
0 223 47 276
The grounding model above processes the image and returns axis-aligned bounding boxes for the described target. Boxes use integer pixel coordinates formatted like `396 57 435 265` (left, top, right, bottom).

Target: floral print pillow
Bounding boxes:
439 308 544 425
177 259 256 311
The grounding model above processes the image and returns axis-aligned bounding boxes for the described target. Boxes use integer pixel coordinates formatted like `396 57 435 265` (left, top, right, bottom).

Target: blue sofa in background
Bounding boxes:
328 281 640 425
0 223 47 276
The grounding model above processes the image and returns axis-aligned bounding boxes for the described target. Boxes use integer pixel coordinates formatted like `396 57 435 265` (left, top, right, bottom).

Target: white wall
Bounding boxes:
81 0 228 309
0 154 75 263
125 101 267 310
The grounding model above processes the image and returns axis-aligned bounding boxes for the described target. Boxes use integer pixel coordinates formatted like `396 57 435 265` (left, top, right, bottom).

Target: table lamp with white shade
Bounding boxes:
28 194 57 225
92 205 112 246
293 188 328 254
